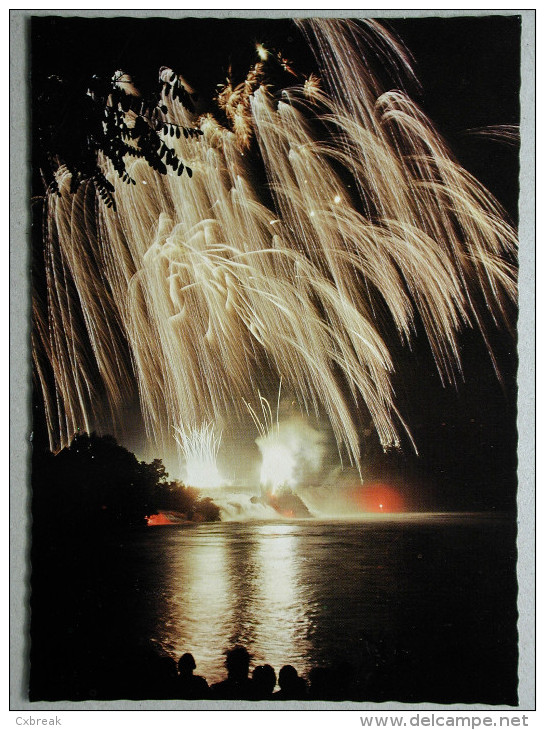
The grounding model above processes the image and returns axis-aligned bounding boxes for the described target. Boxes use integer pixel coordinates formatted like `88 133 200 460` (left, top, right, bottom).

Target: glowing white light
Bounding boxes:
175 424 225 489
248 388 326 494
184 460 224 489
334 195 341 203
259 442 297 493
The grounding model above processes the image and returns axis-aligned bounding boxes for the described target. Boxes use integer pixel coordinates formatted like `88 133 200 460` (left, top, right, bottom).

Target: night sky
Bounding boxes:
30 14 521 512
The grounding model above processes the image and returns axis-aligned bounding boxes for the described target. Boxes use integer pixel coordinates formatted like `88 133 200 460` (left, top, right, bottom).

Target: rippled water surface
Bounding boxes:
116 514 518 692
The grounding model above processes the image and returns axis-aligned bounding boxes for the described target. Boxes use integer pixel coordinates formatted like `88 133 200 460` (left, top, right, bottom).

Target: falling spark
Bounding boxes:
244 390 279 442
256 43 269 61
33 19 517 473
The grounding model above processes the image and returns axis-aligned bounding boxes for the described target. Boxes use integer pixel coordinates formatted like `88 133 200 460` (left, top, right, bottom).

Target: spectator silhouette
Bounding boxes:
273 664 307 700
177 652 209 699
209 646 253 700
251 664 276 699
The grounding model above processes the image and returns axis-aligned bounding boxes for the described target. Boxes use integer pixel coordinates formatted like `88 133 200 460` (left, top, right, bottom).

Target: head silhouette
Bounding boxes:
225 645 251 681
178 652 196 675
278 664 298 689
252 664 276 697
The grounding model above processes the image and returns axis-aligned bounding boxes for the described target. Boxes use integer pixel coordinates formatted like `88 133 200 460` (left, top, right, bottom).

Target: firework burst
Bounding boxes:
33 19 517 473
174 423 225 488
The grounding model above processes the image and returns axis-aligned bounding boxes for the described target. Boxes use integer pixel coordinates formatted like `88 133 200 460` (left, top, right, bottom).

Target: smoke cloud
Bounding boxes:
256 416 327 492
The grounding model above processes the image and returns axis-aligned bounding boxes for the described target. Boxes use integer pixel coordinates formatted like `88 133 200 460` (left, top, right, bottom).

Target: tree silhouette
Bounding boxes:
32 432 220 534
34 68 203 208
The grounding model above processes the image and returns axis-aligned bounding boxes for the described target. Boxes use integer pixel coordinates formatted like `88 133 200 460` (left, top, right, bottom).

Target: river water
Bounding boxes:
107 513 518 703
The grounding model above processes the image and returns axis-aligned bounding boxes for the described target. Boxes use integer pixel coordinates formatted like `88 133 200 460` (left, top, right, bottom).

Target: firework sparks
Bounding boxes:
174 423 225 488
33 19 517 474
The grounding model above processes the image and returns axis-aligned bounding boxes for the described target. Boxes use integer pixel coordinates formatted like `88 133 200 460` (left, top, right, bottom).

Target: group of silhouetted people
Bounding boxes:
30 636 512 703
176 646 308 700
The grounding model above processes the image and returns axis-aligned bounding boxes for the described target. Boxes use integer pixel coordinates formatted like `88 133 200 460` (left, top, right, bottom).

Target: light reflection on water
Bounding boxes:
163 529 232 675
155 522 312 682
141 515 516 686
252 524 311 670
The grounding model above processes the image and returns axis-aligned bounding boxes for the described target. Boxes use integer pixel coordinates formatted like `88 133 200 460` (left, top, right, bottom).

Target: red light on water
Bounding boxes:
353 483 405 513
146 513 172 526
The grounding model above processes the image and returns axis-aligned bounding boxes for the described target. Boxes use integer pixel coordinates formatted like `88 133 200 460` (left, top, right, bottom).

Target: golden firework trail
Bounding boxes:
244 381 282 441
33 19 517 470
